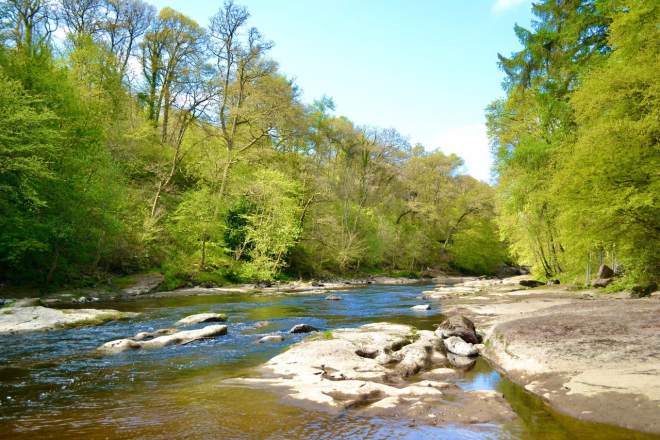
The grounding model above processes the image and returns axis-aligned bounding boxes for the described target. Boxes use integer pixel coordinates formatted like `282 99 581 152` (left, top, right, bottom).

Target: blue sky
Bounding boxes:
149 0 535 181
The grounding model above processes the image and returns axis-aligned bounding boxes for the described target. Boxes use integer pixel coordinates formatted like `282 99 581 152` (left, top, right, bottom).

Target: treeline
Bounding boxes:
488 0 660 283
0 0 505 288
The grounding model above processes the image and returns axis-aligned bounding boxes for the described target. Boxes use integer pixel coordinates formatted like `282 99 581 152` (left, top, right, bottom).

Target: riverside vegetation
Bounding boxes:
0 0 659 291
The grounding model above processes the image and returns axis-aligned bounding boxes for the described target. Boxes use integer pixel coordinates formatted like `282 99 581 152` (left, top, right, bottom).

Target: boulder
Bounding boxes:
547 279 560 285
520 279 544 288
443 336 478 357
254 321 271 327
0 306 130 334
289 323 319 334
119 273 164 296
98 325 227 353
411 304 431 311
436 315 478 344
255 335 284 344
592 278 613 288
255 280 272 288
325 294 343 301
134 329 180 340
597 265 615 279
311 281 324 287
631 282 658 299
175 313 228 326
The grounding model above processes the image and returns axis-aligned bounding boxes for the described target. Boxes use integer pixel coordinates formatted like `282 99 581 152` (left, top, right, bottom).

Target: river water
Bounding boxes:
0 284 656 439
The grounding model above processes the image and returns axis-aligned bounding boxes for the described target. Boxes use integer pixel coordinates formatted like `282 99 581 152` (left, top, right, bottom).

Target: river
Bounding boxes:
0 283 655 439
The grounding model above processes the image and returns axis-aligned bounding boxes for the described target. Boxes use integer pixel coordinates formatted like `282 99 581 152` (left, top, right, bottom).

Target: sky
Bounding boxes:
149 0 536 182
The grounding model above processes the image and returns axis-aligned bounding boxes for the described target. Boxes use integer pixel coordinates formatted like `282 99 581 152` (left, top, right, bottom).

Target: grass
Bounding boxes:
111 276 137 288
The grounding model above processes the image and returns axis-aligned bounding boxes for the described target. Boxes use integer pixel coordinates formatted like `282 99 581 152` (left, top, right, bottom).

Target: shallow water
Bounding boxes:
0 284 657 439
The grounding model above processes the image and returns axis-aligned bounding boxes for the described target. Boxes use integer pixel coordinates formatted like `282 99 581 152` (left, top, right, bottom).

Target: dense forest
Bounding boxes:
0 0 506 288
0 0 658 290
488 0 660 285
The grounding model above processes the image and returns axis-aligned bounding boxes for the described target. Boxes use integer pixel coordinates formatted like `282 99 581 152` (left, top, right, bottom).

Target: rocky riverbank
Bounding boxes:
427 276 660 434
0 298 132 334
241 322 516 427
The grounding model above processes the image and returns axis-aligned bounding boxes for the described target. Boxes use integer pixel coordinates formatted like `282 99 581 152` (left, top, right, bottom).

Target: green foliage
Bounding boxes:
0 0 509 289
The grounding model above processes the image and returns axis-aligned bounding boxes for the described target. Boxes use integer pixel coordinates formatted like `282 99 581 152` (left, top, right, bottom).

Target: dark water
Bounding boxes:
0 284 657 439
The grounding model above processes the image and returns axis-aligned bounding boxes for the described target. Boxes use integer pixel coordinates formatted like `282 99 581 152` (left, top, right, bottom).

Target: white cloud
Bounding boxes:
492 0 528 13
424 124 493 183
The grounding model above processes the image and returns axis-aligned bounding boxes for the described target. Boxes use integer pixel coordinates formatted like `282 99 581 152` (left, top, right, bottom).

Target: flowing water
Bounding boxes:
0 284 657 439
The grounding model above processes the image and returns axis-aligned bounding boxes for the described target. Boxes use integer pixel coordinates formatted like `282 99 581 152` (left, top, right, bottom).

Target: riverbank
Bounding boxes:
430 276 660 434
2 273 476 306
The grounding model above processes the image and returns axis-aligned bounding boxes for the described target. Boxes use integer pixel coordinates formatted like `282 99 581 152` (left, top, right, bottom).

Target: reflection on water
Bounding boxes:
0 284 658 439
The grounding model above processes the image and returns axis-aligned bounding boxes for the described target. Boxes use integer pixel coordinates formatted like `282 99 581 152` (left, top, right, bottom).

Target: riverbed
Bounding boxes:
0 284 656 439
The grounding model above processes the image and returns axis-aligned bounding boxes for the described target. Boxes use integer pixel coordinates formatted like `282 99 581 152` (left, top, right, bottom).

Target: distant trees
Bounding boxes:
489 0 660 283
0 0 508 287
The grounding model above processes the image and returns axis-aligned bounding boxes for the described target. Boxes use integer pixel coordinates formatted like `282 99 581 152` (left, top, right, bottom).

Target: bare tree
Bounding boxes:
103 0 155 82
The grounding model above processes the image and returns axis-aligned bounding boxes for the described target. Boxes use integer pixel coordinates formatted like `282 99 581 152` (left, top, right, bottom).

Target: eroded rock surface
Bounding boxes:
242 323 516 427
98 325 227 353
0 305 130 334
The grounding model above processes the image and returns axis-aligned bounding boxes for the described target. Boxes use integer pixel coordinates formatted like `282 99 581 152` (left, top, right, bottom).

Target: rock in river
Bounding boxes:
436 315 478 344
98 325 228 353
411 304 431 311
175 313 228 326
255 335 284 344
242 323 516 427
0 304 131 335
443 336 478 357
134 329 180 340
289 324 319 333
519 279 544 288
325 294 343 301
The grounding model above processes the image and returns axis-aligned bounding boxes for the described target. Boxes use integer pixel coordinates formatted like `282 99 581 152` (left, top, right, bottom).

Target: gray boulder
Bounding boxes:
289 323 319 333
443 336 478 357
325 294 343 301
597 265 615 279
436 315 478 344
520 279 544 288
175 313 228 326
592 278 613 288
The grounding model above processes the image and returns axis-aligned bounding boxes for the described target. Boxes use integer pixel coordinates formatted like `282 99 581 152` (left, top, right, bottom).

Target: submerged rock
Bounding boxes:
175 313 228 326
447 352 477 369
134 329 180 340
255 335 284 344
411 304 431 311
98 324 227 353
325 294 343 301
289 324 319 334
